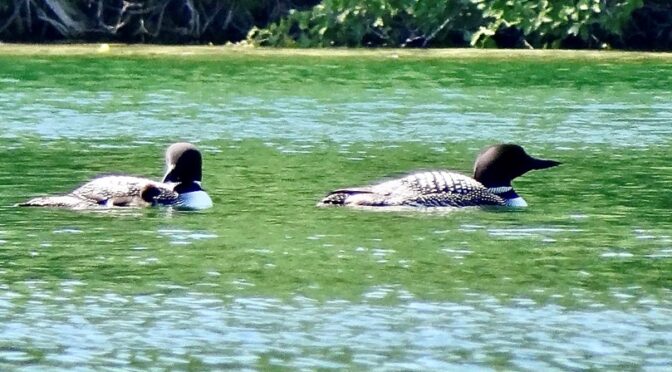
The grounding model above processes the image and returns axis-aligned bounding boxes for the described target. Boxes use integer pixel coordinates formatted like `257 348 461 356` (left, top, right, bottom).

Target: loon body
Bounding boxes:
22 176 177 209
21 142 213 210
318 144 560 209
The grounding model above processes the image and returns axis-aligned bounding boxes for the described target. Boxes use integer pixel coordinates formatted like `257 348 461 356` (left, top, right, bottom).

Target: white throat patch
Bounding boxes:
487 186 528 207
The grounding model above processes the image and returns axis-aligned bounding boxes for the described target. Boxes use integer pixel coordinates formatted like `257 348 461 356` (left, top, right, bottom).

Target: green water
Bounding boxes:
0 49 671 370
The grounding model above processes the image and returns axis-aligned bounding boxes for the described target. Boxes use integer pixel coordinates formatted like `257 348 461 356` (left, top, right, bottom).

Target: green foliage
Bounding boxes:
248 0 482 47
471 0 645 48
248 0 647 48
0 0 661 48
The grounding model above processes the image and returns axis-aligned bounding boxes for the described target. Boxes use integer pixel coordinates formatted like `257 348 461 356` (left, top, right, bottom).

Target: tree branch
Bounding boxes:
150 0 171 38
183 0 198 36
422 14 453 47
0 0 24 34
200 2 227 35
23 0 31 33
102 0 135 33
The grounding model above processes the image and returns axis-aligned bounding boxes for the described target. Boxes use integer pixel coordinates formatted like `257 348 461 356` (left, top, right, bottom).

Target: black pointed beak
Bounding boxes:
162 167 177 183
531 158 561 170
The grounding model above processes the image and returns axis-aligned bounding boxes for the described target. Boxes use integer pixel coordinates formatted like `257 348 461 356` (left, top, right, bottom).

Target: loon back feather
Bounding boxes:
19 195 98 209
71 176 178 205
19 177 176 209
318 144 560 209
19 142 212 211
319 171 506 207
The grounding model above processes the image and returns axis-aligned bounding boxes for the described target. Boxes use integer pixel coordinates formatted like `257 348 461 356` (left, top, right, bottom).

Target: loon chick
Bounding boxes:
318 144 560 208
20 142 213 210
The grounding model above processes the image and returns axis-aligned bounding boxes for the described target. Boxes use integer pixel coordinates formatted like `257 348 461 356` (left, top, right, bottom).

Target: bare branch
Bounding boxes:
0 0 24 34
183 0 198 35
200 2 227 35
150 0 172 38
23 0 31 32
422 16 452 47
33 2 69 36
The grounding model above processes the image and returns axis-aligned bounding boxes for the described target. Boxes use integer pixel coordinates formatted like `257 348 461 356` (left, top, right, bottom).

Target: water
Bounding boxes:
0 48 671 369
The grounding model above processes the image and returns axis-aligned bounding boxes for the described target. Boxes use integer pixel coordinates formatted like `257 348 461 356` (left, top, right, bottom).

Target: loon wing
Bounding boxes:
72 176 178 206
21 175 179 209
319 170 505 207
373 171 505 206
402 190 505 207
385 171 486 194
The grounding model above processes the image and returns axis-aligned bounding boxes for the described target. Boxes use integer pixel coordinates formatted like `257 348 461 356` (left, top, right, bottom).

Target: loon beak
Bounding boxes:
162 165 177 183
531 158 561 170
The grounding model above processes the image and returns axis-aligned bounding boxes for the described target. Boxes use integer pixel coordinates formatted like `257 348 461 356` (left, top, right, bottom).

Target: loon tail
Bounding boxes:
317 188 383 207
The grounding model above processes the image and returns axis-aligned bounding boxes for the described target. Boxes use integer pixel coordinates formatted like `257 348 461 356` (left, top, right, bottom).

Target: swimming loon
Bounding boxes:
20 142 213 210
318 144 560 208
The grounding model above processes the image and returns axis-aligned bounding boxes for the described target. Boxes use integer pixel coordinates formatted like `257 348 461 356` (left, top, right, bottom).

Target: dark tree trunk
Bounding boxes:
0 0 320 44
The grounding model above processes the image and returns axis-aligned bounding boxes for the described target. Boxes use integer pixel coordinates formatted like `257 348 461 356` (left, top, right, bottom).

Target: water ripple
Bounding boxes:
0 289 670 370
2 86 672 146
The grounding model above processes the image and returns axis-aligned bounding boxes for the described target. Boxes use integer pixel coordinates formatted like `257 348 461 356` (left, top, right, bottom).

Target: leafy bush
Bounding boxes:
471 0 645 48
248 0 647 48
248 0 482 47
0 0 666 49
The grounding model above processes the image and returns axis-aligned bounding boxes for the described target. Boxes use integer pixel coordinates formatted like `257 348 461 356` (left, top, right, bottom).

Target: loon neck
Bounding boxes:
173 181 203 194
486 186 528 207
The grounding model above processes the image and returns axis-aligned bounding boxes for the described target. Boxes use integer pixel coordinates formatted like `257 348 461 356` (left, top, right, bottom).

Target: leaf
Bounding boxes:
470 26 495 46
567 23 580 36
373 17 384 27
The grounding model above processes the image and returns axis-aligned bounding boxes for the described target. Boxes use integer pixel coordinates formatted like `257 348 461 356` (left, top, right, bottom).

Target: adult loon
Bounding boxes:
20 142 213 210
318 144 560 208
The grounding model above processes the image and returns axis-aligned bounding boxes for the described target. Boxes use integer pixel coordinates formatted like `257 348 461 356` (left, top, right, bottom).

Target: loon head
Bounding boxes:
473 144 560 206
161 142 213 210
473 144 560 188
162 142 203 184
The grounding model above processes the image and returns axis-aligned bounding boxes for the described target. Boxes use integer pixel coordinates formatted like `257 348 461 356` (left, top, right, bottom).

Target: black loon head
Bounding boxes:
473 144 560 188
161 142 203 184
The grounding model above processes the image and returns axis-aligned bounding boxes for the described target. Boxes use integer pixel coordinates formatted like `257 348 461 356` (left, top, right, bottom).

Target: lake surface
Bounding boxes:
0 46 671 370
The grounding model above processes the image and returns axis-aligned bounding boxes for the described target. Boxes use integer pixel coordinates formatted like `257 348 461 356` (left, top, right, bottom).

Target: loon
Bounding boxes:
20 142 213 210
318 144 560 208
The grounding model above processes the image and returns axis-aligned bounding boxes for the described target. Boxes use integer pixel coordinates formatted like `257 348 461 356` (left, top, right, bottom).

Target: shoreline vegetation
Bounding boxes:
0 0 670 50
2 44 672 61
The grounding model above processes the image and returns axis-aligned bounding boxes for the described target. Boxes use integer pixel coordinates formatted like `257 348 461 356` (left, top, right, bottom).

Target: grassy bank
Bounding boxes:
2 43 672 61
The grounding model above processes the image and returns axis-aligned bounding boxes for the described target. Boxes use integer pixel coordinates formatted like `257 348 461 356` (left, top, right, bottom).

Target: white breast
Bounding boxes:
176 191 213 210
504 196 528 207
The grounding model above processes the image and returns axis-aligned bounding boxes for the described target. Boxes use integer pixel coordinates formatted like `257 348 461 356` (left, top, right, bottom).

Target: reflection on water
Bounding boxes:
157 229 218 245
0 288 670 370
3 56 672 146
5 89 672 146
